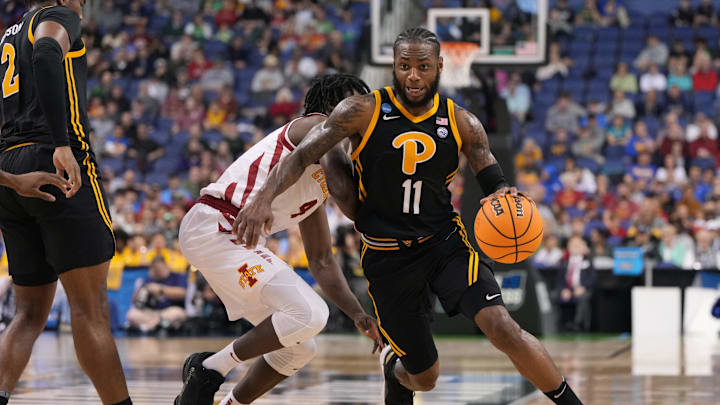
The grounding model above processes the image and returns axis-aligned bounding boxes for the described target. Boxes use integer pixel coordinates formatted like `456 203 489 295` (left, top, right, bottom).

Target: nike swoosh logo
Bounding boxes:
486 293 501 301
553 383 567 399
383 114 401 120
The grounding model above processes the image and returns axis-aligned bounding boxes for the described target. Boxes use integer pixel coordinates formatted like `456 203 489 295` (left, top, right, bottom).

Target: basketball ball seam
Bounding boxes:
494 250 537 260
481 200 516 240
477 228 543 248
515 198 535 239
503 194 519 263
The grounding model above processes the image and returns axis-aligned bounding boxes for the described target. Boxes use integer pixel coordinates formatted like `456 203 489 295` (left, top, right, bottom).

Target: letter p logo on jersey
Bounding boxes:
392 132 437 175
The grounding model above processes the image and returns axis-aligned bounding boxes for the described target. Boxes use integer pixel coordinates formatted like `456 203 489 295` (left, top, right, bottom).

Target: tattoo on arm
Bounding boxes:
458 107 498 173
263 94 375 199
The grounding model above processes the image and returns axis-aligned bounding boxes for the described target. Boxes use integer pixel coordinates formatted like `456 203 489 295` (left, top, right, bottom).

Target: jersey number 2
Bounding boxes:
402 179 422 214
1 44 19 98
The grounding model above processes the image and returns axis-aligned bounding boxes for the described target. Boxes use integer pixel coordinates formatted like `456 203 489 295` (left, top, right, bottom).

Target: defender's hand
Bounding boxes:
353 313 384 354
233 192 274 248
52 146 82 198
9 171 71 202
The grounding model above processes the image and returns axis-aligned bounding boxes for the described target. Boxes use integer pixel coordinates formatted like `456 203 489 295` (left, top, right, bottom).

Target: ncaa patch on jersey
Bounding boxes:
381 103 392 114
437 127 448 138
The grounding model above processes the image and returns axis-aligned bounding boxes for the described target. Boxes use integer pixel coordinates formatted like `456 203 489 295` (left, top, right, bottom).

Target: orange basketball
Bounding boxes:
474 194 543 264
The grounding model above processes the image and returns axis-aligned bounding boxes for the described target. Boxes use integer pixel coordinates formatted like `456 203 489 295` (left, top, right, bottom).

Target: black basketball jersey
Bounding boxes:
0 6 91 157
351 87 463 239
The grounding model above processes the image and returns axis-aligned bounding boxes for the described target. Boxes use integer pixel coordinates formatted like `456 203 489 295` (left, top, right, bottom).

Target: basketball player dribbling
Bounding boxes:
175 74 383 405
235 28 584 405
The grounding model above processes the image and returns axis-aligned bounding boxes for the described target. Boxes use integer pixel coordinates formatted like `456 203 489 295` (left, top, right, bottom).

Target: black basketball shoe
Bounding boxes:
380 345 414 404
174 352 225 405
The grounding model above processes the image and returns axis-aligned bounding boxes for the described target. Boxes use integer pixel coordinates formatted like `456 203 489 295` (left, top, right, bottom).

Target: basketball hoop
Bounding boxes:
441 42 480 89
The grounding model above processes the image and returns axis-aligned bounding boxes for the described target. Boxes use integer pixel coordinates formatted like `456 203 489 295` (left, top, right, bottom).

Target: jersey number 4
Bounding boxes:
402 179 422 215
1 43 19 98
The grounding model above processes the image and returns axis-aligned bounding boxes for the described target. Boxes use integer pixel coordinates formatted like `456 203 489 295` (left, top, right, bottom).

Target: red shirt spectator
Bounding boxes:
554 189 585 208
215 3 238 27
692 67 718 91
689 134 719 158
187 50 213 80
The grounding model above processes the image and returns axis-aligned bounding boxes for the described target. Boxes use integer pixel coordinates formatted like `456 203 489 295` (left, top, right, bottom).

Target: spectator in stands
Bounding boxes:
200 60 234 93
573 125 605 164
606 115 632 146
126 257 188 333
665 85 692 116
556 235 595 331
575 0 602 26
635 89 664 118
667 60 693 91
251 54 285 97
546 93 586 134
536 42 572 81
104 126 130 159
161 175 192 206
672 0 695 27
626 121 656 157
610 62 638 94
693 229 720 269
688 126 719 162
548 0 574 40
658 224 695 268
549 129 572 160
561 158 597 194
634 35 669 71
609 89 636 119
500 72 531 122
515 138 543 171
656 154 688 185
128 124 164 174
640 64 667 93
692 54 718 91
695 0 717 26
686 112 718 142
534 234 563 268
184 13 212 42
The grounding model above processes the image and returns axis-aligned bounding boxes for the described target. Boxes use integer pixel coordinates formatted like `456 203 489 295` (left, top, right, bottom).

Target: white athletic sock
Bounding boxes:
219 390 240 405
202 341 243 376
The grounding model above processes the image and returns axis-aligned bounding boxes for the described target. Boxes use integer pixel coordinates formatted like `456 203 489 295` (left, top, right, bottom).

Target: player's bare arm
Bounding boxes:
0 170 71 202
233 93 376 247
298 206 383 353
455 107 522 205
320 142 359 220
33 20 82 197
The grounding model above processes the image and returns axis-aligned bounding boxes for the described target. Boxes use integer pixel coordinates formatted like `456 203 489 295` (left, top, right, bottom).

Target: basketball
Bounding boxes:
474 194 543 264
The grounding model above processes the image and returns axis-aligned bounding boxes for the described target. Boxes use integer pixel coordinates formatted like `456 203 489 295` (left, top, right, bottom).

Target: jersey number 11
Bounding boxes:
402 179 422 214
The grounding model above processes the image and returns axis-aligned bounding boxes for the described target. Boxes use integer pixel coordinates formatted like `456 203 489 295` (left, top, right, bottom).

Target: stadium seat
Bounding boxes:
100 157 124 175
576 157 601 174
143 171 170 188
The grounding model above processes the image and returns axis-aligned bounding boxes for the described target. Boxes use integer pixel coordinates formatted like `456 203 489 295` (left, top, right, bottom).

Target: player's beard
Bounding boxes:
392 68 440 109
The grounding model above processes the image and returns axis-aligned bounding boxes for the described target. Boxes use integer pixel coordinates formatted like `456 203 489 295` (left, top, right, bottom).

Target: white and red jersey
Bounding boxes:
200 115 329 235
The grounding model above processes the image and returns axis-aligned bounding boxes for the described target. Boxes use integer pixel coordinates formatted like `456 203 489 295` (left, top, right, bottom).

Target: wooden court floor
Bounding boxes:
7 333 720 404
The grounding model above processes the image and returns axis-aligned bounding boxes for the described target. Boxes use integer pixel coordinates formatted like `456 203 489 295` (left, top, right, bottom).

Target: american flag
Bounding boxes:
436 117 448 126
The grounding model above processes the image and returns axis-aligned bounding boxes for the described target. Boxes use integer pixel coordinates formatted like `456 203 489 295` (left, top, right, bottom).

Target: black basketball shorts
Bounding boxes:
0 144 114 286
361 217 504 375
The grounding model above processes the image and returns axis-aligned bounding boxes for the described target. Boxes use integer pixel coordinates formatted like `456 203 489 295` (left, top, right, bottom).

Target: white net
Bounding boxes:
441 42 480 89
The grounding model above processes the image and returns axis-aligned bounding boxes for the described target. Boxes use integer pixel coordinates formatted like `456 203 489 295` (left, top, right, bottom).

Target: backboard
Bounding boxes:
370 0 548 66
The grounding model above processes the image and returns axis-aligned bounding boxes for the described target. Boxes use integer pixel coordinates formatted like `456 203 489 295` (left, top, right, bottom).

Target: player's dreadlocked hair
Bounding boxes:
303 74 371 115
393 27 441 57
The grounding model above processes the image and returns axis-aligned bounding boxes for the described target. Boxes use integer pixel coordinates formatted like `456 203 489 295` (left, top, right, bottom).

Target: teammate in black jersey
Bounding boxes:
0 2 131 404
235 28 583 405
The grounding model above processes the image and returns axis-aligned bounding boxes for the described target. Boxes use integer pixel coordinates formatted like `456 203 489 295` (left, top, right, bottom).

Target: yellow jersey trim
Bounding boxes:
350 90 381 161
385 86 439 123
368 287 406 357
448 99 462 154
27 6 54 45
3 142 38 152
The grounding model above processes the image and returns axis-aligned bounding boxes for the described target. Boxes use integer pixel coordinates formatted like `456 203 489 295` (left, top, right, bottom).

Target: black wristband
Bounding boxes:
33 37 69 147
475 163 509 196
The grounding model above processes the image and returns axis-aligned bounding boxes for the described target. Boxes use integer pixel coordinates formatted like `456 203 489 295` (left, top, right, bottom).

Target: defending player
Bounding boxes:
234 28 584 405
175 74 383 405
0 1 131 405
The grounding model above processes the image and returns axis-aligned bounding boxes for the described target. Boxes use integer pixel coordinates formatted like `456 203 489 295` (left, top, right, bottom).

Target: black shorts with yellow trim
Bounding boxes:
362 218 503 374
0 144 114 286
